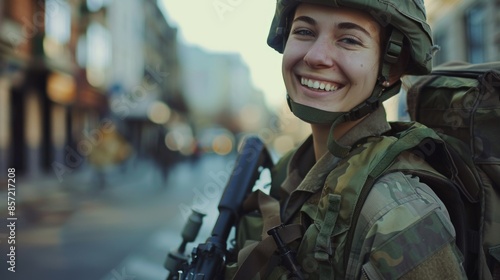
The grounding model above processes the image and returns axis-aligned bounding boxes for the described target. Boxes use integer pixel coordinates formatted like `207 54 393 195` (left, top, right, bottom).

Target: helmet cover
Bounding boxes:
267 0 434 75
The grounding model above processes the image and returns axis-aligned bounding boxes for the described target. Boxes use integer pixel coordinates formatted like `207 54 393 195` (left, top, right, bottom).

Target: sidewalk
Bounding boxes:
1 168 84 227
0 157 179 280
2 157 167 238
0 153 240 280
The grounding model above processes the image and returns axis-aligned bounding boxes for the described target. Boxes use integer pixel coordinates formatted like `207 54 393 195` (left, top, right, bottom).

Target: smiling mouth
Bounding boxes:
300 77 342 92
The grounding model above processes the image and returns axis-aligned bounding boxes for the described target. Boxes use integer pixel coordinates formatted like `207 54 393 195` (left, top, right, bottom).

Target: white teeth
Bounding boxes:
301 77 338 92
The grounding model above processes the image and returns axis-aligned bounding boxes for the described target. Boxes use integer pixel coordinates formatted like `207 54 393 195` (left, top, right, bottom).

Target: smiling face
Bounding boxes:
282 4 382 113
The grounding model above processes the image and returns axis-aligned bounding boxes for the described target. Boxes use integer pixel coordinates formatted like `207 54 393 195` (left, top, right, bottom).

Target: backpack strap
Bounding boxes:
269 148 294 200
233 191 304 280
232 224 303 280
342 123 458 269
242 191 282 238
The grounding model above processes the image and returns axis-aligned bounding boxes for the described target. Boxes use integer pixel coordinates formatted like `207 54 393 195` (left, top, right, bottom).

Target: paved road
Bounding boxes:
0 154 239 280
102 153 273 280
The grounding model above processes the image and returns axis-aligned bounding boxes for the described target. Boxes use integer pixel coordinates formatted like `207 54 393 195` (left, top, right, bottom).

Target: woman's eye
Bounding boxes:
340 37 361 45
292 28 314 37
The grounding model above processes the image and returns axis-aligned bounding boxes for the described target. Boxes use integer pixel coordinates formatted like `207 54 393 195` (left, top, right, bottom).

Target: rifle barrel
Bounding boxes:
212 136 271 241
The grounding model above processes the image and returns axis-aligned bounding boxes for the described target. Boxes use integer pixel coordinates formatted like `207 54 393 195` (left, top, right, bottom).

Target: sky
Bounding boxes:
160 0 286 109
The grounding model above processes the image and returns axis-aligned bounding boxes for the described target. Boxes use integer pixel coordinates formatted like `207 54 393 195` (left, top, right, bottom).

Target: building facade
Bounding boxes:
107 0 187 161
0 0 106 178
428 0 499 65
178 44 274 154
0 0 186 181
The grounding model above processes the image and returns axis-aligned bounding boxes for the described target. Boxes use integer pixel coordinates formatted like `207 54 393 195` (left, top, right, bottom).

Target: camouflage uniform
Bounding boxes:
258 107 466 279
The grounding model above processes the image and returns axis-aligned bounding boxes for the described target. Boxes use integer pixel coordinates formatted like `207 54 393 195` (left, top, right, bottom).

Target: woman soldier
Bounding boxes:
225 0 466 279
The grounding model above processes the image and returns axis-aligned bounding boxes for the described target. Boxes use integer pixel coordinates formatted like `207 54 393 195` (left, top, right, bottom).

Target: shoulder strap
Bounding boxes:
342 123 454 268
234 191 304 280
231 223 303 280
270 148 294 199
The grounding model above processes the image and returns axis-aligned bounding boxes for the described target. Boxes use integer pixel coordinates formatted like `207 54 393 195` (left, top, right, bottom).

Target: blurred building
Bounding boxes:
0 0 107 177
426 0 499 65
0 0 188 179
106 0 188 169
178 44 274 154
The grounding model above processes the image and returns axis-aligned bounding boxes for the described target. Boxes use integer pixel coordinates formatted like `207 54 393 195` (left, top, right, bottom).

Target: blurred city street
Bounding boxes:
0 154 236 280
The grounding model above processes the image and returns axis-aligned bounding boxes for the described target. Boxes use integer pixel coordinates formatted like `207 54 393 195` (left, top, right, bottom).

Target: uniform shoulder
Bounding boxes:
346 172 465 279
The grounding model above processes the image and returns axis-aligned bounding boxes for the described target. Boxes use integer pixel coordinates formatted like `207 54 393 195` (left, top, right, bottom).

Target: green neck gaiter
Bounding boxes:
286 80 402 158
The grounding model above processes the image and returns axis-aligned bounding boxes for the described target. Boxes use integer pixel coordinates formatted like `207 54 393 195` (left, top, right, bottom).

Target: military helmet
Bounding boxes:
267 0 434 75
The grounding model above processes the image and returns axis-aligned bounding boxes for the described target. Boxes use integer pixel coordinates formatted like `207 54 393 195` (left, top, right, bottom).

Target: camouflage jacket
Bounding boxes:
226 108 466 279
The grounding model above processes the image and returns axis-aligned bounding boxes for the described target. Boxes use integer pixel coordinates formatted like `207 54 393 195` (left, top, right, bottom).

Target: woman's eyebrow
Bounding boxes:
337 22 371 37
293 16 373 37
292 15 316 25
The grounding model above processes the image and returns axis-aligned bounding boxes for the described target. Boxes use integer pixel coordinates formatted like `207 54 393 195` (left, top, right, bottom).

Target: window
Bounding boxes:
86 0 109 12
45 0 71 44
465 4 486 63
44 0 71 58
86 22 111 87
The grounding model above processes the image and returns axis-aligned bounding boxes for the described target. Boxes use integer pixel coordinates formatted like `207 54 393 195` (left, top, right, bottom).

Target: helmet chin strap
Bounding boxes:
286 29 405 158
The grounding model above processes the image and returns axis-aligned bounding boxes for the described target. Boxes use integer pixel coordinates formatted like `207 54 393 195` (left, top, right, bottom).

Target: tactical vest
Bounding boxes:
226 122 463 279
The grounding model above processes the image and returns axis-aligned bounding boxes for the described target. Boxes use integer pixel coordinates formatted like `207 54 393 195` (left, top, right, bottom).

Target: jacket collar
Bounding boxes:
283 106 391 195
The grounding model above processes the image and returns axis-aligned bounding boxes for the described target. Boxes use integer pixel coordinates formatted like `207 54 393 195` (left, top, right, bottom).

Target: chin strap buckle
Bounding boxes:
344 97 380 122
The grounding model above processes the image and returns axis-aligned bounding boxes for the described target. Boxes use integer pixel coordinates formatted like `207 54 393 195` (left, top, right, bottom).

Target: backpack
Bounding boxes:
406 61 500 280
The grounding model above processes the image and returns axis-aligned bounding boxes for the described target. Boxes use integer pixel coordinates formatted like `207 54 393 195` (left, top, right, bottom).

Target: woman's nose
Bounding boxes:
303 37 335 68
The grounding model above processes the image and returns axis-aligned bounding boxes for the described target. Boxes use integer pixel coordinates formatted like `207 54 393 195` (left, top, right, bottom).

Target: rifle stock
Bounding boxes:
165 136 273 280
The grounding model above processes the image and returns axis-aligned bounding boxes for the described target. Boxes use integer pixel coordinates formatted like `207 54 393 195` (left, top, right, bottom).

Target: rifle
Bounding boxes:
165 136 273 280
